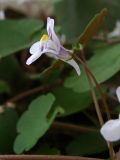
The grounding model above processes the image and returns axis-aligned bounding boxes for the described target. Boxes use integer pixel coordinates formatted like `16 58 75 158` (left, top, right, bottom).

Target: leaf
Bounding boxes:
79 8 107 45
53 87 92 116
14 93 60 154
55 0 103 41
0 56 23 82
66 132 107 156
36 144 60 155
0 19 43 58
55 0 120 41
0 108 18 153
64 44 120 93
0 80 10 93
0 55 27 91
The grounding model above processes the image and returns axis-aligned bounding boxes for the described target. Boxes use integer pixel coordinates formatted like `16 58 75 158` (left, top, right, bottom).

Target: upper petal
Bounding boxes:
116 87 120 102
29 41 41 55
47 17 60 49
100 118 120 142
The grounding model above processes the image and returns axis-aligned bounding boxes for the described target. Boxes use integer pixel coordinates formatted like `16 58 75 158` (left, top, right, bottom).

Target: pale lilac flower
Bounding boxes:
26 17 80 75
100 87 120 142
108 21 120 38
0 10 5 20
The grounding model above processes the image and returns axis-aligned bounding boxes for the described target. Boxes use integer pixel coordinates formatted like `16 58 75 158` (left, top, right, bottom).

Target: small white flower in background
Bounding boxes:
100 87 120 142
0 10 5 20
108 21 120 38
26 17 80 75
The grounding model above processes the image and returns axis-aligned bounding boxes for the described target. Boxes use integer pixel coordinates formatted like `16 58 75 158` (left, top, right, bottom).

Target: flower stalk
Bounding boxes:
74 49 115 160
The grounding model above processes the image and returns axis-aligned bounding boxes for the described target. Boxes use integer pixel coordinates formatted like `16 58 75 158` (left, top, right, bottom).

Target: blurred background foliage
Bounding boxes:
0 0 120 159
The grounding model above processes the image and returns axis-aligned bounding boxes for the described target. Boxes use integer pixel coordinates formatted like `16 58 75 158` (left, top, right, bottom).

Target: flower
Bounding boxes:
26 17 80 75
0 10 5 20
108 21 120 38
100 87 120 142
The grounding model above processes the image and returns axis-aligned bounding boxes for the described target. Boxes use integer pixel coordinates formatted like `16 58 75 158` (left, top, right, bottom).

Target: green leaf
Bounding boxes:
55 0 120 41
36 144 60 155
53 87 92 116
0 80 10 93
0 55 27 91
67 132 107 156
14 93 60 154
79 8 107 45
55 0 103 41
0 108 18 153
64 44 120 93
0 19 43 58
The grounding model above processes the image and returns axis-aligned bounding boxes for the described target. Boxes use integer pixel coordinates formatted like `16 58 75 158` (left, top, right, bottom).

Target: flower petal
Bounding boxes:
58 46 72 60
100 118 120 141
0 10 5 20
44 48 58 56
26 53 42 65
116 87 120 102
108 21 120 38
29 41 41 55
47 17 60 49
64 59 81 76
45 39 58 54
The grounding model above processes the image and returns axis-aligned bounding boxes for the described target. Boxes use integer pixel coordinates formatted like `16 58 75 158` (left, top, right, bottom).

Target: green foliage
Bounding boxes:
0 19 43 58
0 80 10 93
67 132 107 156
36 144 60 155
14 93 60 154
1 0 120 156
55 0 120 41
55 0 103 41
53 87 92 116
0 108 18 153
64 44 120 93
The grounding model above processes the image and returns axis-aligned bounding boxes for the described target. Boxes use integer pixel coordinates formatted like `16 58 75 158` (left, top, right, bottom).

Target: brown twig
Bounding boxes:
0 155 103 160
5 80 62 104
83 111 99 126
74 54 111 119
51 121 97 136
75 50 115 160
6 85 50 103
79 51 104 126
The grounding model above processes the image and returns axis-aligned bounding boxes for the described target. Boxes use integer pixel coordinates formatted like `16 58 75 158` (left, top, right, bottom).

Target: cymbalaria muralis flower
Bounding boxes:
108 21 120 38
26 17 80 75
0 10 5 20
100 87 120 142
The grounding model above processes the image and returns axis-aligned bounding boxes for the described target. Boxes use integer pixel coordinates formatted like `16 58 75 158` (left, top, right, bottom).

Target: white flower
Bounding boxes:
0 10 5 20
26 17 80 75
108 21 120 38
100 87 120 142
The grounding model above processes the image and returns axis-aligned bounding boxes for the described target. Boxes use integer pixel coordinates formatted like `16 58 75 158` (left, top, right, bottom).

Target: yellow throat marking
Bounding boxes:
40 34 48 42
